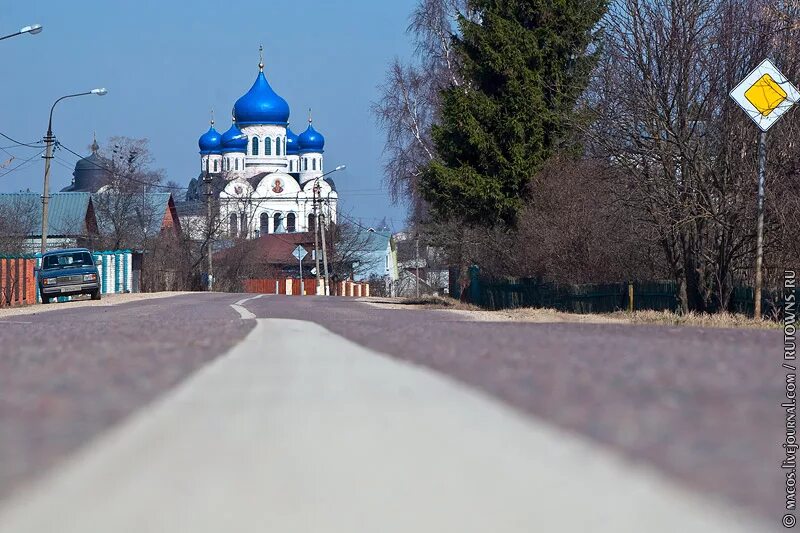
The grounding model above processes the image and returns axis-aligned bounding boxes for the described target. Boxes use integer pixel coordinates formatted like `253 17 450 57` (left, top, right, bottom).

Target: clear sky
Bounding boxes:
0 0 415 231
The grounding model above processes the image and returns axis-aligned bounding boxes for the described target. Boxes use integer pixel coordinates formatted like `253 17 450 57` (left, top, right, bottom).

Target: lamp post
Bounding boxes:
0 24 42 42
40 89 107 254
312 165 345 295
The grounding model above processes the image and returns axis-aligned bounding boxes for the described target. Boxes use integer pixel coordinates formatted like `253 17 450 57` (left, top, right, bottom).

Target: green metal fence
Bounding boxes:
465 268 784 317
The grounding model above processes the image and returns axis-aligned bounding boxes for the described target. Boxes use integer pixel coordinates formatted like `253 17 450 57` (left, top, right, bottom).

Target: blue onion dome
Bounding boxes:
198 121 222 154
298 121 325 153
233 59 290 125
221 122 247 153
286 127 300 155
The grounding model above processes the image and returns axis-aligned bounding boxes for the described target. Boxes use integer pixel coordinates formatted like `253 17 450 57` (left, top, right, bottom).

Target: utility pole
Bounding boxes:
40 89 107 254
204 155 214 291
754 130 767 319
313 180 321 295
320 207 331 295
40 130 54 255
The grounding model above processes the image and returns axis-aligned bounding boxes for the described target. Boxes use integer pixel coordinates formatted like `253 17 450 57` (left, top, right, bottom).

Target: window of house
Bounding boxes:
286 213 296 233
252 137 259 156
240 213 247 237
229 213 238 237
273 212 283 232
276 136 282 156
265 138 272 156
260 212 269 235
308 213 315 232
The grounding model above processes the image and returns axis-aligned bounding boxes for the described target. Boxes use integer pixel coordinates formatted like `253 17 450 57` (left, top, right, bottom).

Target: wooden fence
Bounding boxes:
0 256 36 307
244 278 370 297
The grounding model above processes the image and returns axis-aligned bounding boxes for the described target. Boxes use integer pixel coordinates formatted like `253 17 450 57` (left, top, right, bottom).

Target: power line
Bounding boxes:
0 149 44 179
0 132 44 149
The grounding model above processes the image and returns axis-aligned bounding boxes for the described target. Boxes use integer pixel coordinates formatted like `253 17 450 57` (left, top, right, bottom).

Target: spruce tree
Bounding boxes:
420 0 606 226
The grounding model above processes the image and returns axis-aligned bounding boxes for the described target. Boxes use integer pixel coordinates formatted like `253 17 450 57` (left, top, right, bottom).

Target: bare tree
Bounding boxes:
372 0 472 220
0 196 37 254
92 137 167 250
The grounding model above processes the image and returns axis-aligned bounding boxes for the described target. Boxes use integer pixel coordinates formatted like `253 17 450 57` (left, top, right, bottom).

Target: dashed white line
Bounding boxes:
230 294 263 320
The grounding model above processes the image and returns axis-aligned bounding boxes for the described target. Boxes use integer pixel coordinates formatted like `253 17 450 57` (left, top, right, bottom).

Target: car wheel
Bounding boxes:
42 295 51 304
91 289 101 301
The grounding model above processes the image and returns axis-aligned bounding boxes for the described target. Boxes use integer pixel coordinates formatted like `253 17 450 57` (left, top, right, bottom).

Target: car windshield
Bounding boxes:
42 251 94 270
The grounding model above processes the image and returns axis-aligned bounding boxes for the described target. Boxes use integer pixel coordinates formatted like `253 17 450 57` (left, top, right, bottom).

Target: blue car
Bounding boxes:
38 248 101 304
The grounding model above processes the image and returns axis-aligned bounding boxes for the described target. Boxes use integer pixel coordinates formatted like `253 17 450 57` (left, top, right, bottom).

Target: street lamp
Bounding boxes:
312 164 346 295
0 24 43 42
40 88 108 254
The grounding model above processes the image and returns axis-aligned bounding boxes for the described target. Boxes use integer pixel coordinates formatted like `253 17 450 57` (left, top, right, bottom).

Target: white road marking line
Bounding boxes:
230 294 263 319
234 294 264 306
0 319 770 533
0 321 32 325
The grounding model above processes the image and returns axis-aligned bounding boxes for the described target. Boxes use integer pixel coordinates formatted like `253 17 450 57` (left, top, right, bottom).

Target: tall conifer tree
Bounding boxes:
420 0 606 225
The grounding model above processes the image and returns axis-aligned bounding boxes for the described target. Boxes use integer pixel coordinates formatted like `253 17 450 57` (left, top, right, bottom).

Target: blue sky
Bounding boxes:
0 0 415 231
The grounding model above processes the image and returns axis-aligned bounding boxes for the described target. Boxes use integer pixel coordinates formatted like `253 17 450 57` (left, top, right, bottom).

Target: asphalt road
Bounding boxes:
0 293 782 530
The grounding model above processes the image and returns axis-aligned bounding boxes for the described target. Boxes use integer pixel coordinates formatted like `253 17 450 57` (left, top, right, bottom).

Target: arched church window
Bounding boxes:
229 213 238 237
286 213 296 233
276 136 282 156
240 213 247 238
273 212 283 233
252 137 259 156
312 158 316 171
289 160 293 172
235 158 239 171
213 160 218 172
260 212 269 235
265 138 272 156
308 213 315 232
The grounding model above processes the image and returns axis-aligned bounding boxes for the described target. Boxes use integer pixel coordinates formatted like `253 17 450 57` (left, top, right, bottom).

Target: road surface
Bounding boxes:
0 293 782 531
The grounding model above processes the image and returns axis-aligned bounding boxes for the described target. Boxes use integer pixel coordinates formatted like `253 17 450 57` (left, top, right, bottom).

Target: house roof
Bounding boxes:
215 232 317 266
92 192 177 237
174 200 205 217
0 192 93 237
354 229 391 253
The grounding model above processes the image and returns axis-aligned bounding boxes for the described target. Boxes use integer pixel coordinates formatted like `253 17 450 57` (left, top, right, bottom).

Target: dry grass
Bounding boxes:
362 297 780 329
610 310 780 330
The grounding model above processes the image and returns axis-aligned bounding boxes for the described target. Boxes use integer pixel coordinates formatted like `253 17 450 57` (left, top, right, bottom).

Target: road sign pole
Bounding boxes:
299 256 304 296
729 59 799 319
754 130 767 319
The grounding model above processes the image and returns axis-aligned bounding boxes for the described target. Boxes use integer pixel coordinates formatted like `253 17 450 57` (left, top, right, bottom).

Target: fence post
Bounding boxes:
628 281 634 312
469 265 481 305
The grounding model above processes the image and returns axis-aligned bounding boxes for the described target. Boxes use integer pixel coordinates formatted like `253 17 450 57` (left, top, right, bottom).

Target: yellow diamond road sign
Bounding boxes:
730 59 800 131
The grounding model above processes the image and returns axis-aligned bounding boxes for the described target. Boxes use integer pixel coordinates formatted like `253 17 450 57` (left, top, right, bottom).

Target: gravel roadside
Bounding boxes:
0 292 190 319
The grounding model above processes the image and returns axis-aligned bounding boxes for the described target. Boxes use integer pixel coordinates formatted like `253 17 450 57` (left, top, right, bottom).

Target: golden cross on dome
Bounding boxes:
259 44 264 72
308 108 313 124
210 108 215 126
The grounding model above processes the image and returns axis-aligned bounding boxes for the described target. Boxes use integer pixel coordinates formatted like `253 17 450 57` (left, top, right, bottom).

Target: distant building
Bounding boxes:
0 192 99 252
349 228 398 285
393 232 450 297
60 136 112 193
184 48 339 240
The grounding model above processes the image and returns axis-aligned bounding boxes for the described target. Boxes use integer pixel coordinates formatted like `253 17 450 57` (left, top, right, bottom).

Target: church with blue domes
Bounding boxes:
187 50 337 238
